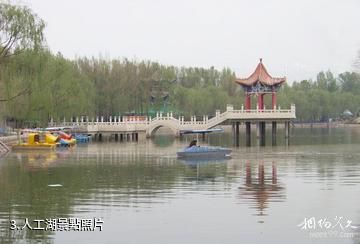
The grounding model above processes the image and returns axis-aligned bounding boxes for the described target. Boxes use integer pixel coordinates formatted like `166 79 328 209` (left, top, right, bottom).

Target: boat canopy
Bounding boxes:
45 127 74 131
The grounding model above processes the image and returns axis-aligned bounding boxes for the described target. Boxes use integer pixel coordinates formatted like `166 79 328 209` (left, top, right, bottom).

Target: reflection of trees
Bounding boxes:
0 151 73 242
238 161 286 218
294 147 360 186
0 146 232 243
151 134 175 147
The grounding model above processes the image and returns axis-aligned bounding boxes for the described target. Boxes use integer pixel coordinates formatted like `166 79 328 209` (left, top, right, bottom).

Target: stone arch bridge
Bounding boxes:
49 104 296 138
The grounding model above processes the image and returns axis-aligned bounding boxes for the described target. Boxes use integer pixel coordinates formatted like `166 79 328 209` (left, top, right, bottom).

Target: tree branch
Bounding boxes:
0 86 31 102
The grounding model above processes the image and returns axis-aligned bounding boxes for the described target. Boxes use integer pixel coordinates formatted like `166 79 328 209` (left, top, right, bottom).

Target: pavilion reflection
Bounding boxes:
238 160 286 218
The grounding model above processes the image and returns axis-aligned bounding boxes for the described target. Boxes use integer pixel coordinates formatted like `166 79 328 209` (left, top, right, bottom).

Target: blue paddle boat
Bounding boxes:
74 134 90 143
177 145 232 159
177 129 232 159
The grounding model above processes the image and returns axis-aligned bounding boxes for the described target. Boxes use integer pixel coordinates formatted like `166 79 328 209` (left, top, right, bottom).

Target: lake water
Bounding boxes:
1 127 360 244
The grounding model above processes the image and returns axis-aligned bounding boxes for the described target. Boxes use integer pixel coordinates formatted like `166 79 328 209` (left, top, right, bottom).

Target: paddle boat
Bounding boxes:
177 129 232 159
177 144 232 159
12 133 57 150
53 131 76 147
13 127 77 150
74 134 90 143
45 127 77 146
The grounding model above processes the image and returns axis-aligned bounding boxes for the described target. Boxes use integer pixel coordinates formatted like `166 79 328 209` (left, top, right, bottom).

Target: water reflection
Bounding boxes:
238 161 285 219
0 152 74 242
179 159 228 182
151 134 175 147
1 127 360 243
0 145 181 243
14 149 72 171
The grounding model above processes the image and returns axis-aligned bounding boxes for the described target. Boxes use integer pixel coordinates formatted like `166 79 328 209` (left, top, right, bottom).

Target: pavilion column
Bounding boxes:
272 121 277 146
257 93 264 111
259 122 265 146
285 121 290 146
272 92 277 109
235 121 240 147
285 121 290 139
232 123 236 145
245 93 251 110
245 122 251 147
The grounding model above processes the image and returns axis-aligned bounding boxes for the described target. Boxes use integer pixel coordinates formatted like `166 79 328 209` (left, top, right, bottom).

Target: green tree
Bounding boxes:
325 71 338 92
338 72 360 94
0 2 45 107
0 3 45 61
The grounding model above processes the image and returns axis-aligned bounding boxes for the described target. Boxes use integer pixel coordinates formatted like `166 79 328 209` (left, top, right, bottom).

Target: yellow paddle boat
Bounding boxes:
12 133 58 150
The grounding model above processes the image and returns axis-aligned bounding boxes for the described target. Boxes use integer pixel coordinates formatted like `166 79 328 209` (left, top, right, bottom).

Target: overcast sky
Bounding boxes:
21 0 360 82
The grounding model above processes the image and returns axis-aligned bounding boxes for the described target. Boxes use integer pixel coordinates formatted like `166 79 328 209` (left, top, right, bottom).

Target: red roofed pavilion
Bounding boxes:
236 59 286 111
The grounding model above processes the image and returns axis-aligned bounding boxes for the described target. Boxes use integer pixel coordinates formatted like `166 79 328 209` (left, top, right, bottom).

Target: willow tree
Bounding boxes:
0 2 45 102
0 3 45 60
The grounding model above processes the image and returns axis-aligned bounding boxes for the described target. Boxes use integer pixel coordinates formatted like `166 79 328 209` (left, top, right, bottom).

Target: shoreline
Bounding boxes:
1 123 359 145
292 122 360 128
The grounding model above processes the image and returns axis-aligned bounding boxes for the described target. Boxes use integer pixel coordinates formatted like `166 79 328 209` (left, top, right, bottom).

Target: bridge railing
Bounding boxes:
230 109 293 113
52 120 150 127
182 121 207 125
49 104 296 128
226 104 295 112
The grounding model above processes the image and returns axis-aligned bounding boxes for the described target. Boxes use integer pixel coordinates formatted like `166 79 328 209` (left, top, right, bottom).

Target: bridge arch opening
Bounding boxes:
148 125 177 137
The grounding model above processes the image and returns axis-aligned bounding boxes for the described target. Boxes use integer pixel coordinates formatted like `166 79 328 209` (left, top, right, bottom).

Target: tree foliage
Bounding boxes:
0 3 45 61
5 50 360 126
1 2 360 127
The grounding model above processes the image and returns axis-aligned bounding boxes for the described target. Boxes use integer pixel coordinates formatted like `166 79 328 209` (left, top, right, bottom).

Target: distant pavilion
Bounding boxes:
236 58 286 110
233 59 291 147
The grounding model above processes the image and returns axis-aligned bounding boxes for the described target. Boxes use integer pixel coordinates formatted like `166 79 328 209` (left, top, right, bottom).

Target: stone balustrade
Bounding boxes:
49 104 296 137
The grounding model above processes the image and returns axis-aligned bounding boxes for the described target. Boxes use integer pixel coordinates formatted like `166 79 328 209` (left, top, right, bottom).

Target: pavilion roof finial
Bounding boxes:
260 58 263 63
